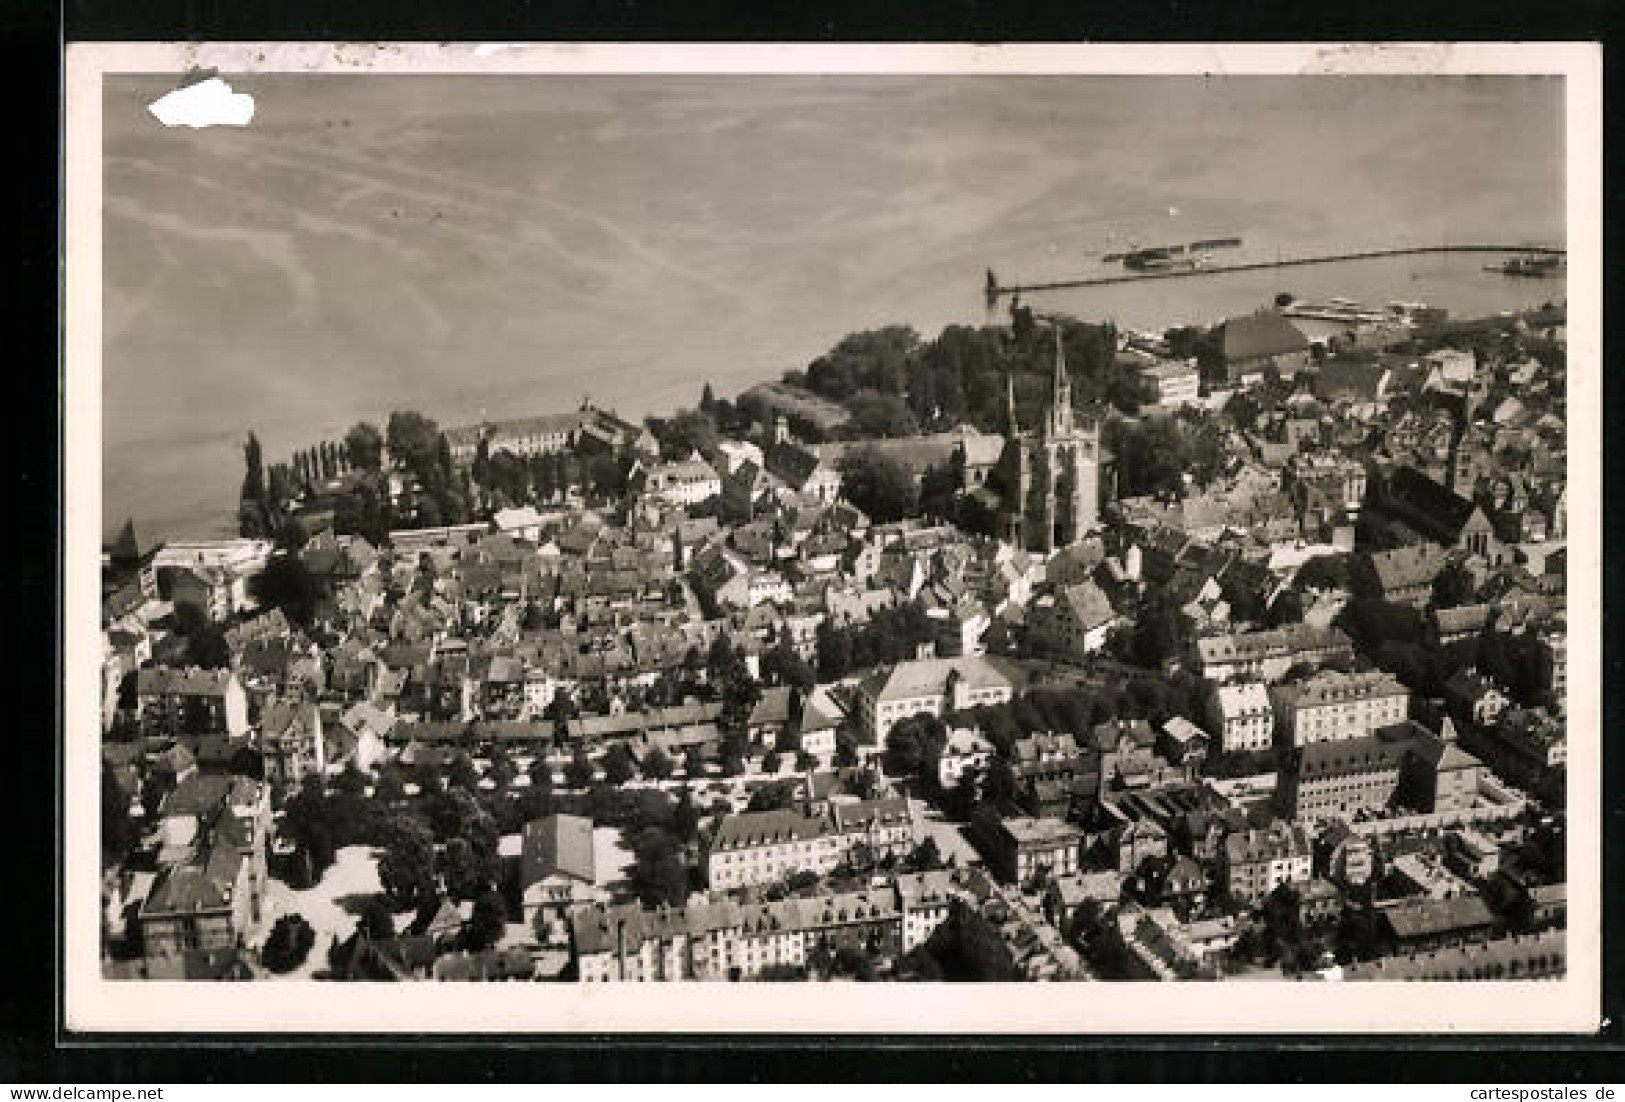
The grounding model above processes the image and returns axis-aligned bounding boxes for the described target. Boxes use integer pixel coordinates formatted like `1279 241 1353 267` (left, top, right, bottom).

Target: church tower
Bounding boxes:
1048 323 1074 438
999 321 1104 553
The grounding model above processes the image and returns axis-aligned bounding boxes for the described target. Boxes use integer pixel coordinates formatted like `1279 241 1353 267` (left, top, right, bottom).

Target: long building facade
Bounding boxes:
704 799 918 890
572 874 982 981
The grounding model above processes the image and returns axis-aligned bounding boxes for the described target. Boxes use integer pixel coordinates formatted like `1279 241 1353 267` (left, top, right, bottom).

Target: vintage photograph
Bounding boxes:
64 44 1600 1032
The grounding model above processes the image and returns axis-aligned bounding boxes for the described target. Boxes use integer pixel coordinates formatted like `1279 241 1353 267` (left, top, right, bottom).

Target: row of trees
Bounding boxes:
472 441 626 509
795 315 1121 441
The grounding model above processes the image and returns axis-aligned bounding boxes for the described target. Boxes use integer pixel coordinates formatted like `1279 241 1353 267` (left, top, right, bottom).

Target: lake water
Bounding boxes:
98 74 1564 544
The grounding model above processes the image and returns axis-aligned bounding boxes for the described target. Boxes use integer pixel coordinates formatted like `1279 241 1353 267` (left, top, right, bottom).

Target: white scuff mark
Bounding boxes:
1301 43 1453 75
474 43 525 57
147 77 256 129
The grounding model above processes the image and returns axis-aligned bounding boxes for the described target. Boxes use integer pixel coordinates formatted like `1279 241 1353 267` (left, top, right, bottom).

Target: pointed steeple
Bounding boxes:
1052 321 1068 401
110 518 141 563
1050 322 1073 436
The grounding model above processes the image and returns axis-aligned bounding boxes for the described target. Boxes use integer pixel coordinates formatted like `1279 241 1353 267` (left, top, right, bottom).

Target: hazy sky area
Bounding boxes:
101 74 1564 541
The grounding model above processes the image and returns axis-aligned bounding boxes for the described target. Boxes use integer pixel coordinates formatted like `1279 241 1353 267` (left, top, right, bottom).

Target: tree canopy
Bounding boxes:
344 422 384 472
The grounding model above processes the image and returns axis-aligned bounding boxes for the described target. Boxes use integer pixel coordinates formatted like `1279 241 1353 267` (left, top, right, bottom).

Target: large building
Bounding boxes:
704 799 917 890
638 455 723 508
571 885 908 982
854 656 1016 740
520 813 605 931
999 325 1104 553
1209 681 1274 753
982 816 1084 885
1216 311 1311 381
1369 465 1500 559
445 406 656 465
1270 670 1410 748
1136 359 1201 408
445 413 578 462
1025 580 1120 661
1222 823 1313 905
134 667 250 739
137 775 271 978
1194 624 1356 684
1277 734 1408 822
1280 720 1491 823
1365 544 1450 608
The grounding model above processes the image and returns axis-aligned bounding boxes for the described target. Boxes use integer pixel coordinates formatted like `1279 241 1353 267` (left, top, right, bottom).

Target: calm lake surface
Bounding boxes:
99 75 1564 543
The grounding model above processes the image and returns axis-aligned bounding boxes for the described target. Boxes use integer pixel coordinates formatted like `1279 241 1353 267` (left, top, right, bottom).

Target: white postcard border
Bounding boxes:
63 41 1602 1034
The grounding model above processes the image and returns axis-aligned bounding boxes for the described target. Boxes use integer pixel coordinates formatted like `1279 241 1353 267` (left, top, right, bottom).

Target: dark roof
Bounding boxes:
1381 895 1498 940
1222 312 1310 363
1368 544 1449 593
711 809 826 851
1313 358 1388 401
1293 734 1409 779
1383 466 1480 543
136 666 232 698
764 442 829 490
520 814 597 888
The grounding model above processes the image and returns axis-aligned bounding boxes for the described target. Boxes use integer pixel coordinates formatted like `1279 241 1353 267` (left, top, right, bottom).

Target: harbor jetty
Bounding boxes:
985 243 1567 309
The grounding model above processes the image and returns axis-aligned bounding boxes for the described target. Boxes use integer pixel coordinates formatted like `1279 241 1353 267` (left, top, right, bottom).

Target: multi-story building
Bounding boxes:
1543 627 1567 712
1209 681 1273 753
1270 669 1410 748
935 727 995 790
1285 454 1367 518
134 667 249 738
1397 723 1487 814
704 799 917 890
137 775 270 978
830 798 917 864
256 697 325 786
1026 580 1120 661
982 816 1083 886
520 813 607 934
445 412 583 463
1365 544 1449 608
1277 734 1408 822
1222 822 1313 905
764 435 844 506
1315 820 1374 887
1340 928 1565 982
640 456 723 508
1194 625 1356 684
571 886 905 982
166 566 243 624
1136 359 1201 408
855 656 1015 741
894 869 983 952
706 809 835 890
1473 707 1566 789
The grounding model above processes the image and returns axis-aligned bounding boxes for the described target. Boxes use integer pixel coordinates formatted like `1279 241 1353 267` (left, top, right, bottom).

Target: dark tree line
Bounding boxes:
796 317 1121 441
814 601 939 681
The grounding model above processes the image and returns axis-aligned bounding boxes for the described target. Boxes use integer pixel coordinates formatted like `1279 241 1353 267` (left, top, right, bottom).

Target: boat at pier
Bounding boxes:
1485 255 1563 278
1279 296 1390 325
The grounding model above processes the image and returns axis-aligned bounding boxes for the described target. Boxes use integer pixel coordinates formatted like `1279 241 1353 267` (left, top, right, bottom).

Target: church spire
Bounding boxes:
1050 321 1073 435
1053 320 1067 399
